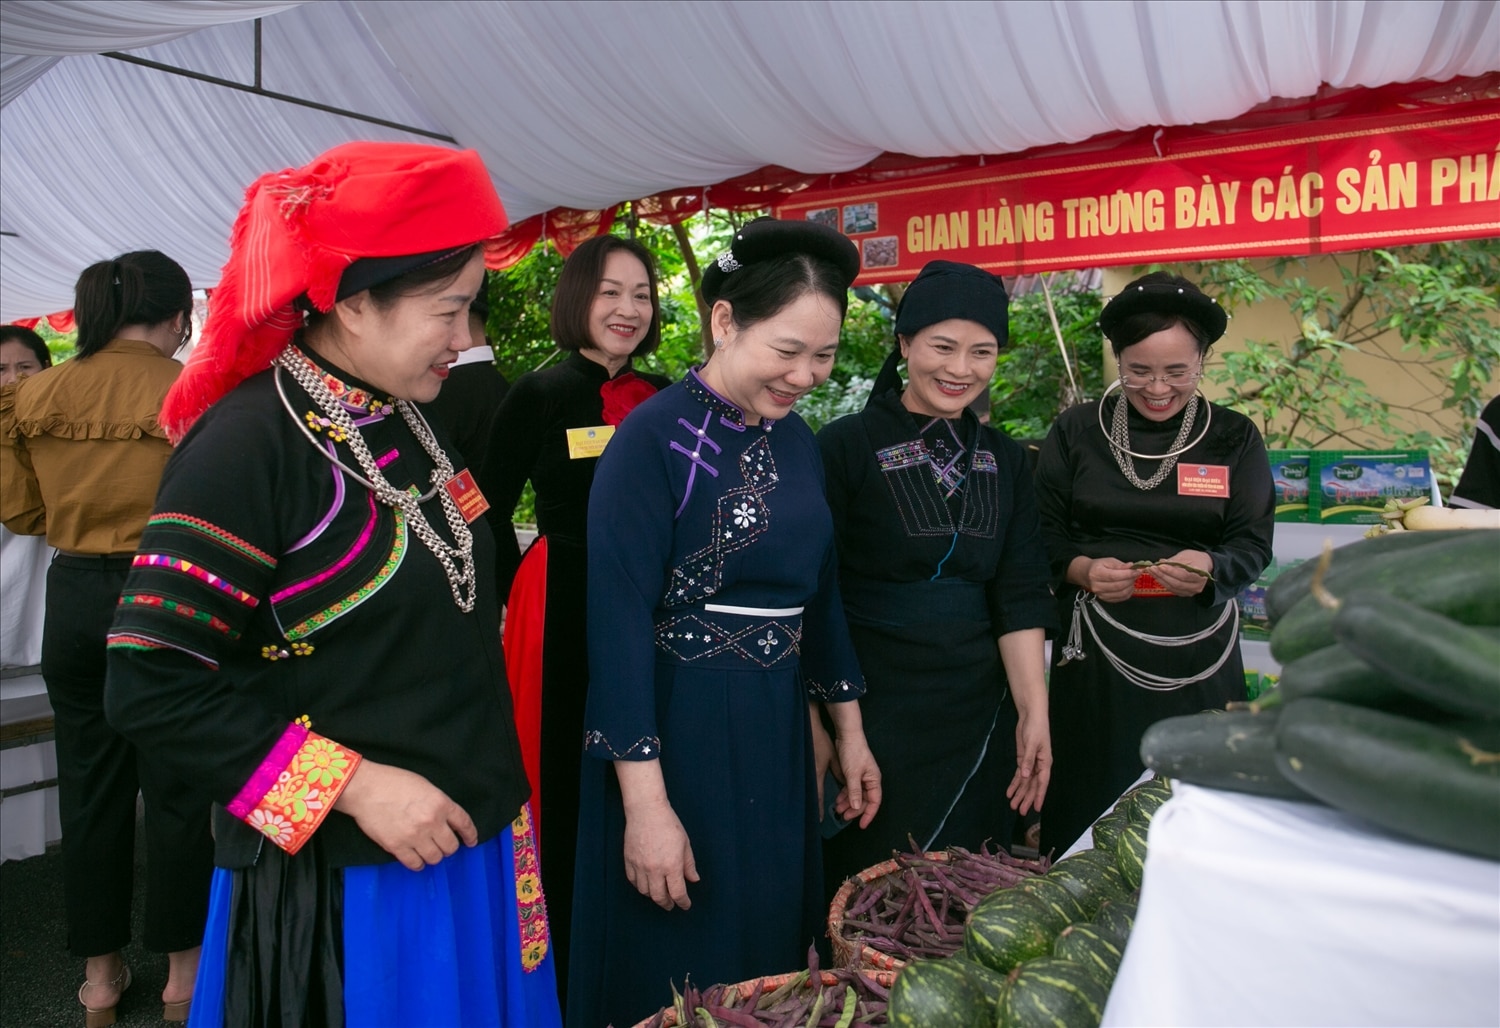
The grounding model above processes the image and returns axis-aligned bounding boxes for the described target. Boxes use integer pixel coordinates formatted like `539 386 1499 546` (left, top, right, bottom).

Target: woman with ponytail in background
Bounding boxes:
1 251 213 1026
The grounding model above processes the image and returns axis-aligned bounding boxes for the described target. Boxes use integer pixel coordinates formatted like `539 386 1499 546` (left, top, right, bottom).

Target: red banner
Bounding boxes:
773 101 1500 283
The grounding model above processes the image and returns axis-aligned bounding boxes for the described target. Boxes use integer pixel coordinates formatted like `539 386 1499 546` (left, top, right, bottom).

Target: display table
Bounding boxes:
1104 783 1500 1027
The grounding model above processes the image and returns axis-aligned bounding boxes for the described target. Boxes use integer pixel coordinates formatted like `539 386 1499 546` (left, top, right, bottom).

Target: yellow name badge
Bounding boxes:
566 424 616 460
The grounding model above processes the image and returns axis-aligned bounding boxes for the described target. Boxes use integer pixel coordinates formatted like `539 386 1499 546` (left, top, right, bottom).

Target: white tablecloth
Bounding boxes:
1104 783 1500 1027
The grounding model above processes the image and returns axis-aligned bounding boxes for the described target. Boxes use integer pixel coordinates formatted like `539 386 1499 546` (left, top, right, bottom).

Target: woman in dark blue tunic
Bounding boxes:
566 219 883 1028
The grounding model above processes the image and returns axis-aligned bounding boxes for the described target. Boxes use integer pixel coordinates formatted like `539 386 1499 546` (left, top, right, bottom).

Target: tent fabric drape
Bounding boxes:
2 0 1497 320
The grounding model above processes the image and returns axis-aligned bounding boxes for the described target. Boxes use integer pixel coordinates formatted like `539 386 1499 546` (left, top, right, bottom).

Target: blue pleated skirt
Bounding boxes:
190 823 561 1028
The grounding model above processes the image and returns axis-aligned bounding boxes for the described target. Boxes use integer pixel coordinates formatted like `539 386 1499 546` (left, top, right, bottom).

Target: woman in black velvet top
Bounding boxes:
478 235 668 992
1034 272 1274 853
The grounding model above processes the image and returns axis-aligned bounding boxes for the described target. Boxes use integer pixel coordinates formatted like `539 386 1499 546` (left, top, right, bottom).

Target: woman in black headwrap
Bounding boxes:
1034 271 1273 853
818 260 1055 889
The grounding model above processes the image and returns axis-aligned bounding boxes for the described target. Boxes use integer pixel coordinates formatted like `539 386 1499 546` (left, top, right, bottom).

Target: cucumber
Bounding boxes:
1269 530 1500 662
1274 699 1500 860
1139 708 1309 800
1264 531 1456 624
1333 592 1500 721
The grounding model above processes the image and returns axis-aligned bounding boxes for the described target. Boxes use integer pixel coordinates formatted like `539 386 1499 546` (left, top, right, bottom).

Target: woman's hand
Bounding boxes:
809 704 842 816
332 759 478 871
832 731 883 829
622 798 699 911
1150 549 1214 597
615 759 699 910
1007 707 1052 816
1069 555 1137 603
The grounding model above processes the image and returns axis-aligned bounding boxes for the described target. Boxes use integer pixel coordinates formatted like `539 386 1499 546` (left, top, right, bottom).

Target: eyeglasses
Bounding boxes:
1119 367 1202 390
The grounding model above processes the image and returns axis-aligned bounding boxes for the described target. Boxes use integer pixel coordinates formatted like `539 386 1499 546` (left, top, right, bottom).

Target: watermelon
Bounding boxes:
1115 821 1149 890
945 955 1011 1012
1016 875 1088 927
889 956 989 1028
964 891 1059 974
1090 897 1136 947
1126 779 1172 824
996 957 1110 1028
1046 852 1129 913
1052 923 1124 986
1090 808 1129 850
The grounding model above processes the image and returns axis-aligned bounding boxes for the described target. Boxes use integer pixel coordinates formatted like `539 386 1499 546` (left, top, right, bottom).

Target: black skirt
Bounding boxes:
822 575 1016 895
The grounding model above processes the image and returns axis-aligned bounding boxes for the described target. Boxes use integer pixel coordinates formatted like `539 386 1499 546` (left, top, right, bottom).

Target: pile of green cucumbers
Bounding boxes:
1140 529 1500 860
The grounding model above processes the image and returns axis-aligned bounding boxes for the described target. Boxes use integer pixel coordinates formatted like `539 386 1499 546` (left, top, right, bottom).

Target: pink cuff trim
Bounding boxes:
228 723 309 819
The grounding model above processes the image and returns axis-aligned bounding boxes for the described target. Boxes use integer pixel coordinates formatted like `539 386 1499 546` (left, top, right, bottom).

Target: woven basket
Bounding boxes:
827 851 952 972
630 969 899 1028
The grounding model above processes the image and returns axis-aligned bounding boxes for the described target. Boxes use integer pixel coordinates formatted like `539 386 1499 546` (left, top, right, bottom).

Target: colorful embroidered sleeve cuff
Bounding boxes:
227 723 361 856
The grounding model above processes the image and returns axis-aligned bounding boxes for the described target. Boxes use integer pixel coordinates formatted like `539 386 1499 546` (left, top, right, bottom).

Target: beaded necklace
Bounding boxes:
274 345 476 611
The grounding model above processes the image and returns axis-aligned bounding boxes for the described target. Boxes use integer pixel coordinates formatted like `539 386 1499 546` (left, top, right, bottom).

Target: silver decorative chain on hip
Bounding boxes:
274 345 477 611
1108 393 1199 490
1059 589 1239 691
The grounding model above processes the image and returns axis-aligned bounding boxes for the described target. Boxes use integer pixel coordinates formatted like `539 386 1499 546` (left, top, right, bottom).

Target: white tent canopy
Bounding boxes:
2 0 1497 321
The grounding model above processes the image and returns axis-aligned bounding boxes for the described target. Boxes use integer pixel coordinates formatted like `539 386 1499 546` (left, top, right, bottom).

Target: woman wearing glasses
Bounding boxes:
1034 272 1273 852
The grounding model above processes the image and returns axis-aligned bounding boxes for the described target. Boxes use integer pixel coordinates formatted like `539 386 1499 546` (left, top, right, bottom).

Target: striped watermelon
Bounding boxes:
946 955 1011 1012
964 891 1058 974
1090 807 1130 850
1016 875 1088 927
1126 779 1172 824
996 957 1110 1028
1115 821 1149 890
1090 897 1137 947
889 956 989 1027
1052 923 1124 986
1046 852 1129 914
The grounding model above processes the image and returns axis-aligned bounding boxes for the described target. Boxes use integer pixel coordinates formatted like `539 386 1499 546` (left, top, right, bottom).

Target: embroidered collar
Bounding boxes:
294 346 396 416
685 367 771 432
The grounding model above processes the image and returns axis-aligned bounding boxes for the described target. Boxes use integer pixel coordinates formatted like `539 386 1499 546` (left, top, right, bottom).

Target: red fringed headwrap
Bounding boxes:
162 141 510 440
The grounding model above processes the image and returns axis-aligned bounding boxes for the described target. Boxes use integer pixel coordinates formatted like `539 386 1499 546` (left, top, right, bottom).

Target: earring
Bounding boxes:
712 337 724 349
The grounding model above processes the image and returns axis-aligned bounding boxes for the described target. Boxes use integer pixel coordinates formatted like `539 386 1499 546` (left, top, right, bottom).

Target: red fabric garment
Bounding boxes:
162 142 509 440
504 537 548 838
599 372 658 427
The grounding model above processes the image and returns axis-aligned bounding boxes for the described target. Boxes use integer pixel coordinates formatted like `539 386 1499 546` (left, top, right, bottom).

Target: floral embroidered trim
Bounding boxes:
132 553 259 606
804 677 863 702
147 514 277 567
230 726 360 856
119 593 238 638
583 730 661 759
512 805 550 972
304 410 348 442
281 509 407 640
290 348 394 414
105 631 219 669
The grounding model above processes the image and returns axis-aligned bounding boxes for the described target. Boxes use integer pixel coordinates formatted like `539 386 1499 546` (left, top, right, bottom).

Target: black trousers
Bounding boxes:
41 556 214 957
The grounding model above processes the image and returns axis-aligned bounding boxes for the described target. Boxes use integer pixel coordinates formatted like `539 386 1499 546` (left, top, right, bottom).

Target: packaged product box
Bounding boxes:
1238 558 1298 641
1267 450 1313 522
1315 450 1431 524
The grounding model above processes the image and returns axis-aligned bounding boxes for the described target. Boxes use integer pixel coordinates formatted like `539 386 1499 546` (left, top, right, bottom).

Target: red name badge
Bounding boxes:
1177 463 1231 498
444 468 491 523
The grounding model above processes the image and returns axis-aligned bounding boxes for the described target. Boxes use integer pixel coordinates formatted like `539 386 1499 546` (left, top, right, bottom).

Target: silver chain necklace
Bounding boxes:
1108 392 1200 491
274 345 477 612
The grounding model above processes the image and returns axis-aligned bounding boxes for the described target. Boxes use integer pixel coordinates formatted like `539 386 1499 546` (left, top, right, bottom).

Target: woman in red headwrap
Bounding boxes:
103 143 561 1028
476 234 668 994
